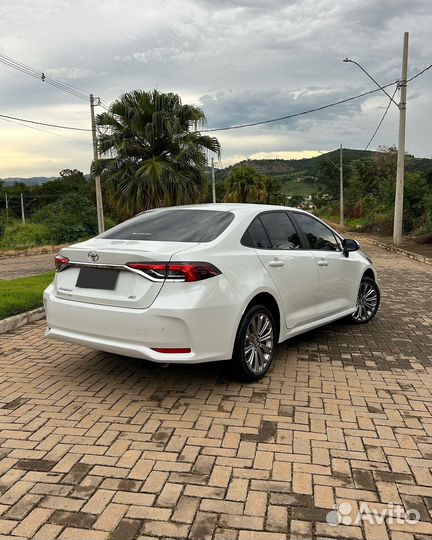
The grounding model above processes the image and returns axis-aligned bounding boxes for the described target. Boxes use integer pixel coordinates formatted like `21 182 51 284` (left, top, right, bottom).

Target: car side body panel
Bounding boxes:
44 204 379 365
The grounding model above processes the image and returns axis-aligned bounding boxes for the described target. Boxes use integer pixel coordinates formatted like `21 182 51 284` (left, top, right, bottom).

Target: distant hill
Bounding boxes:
211 148 432 197
216 149 432 179
1 176 58 186
1 174 91 186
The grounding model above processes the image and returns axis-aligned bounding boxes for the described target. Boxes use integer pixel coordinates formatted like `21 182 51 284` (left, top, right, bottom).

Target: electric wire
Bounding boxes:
199 64 431 133
0 53 90 100
0 116 87 141
0 56 89 101
317 149 341 170
0 113 91 132
0 54 430 140
407 63 432 81
363 84 399 151
199 82 399 133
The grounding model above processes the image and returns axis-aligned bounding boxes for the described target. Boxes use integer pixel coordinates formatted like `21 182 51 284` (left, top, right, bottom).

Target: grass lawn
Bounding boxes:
279 179 317 196
0 272 54 320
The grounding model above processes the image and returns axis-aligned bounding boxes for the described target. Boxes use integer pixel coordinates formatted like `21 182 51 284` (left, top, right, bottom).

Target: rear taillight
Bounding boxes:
126 262 221 282
54 255 69 272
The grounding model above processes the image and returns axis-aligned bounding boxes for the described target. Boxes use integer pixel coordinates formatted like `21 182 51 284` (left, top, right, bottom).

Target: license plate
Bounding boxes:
76 268 119 290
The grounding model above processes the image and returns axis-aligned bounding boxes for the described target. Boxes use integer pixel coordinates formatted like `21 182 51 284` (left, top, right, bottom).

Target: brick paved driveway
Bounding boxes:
0 253 54 280
0 244 431 540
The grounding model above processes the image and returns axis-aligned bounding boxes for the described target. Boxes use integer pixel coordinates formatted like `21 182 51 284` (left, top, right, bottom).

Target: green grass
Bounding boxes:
279 179 317 196
0 272 54 320
0 221 52 251
314 210 371 231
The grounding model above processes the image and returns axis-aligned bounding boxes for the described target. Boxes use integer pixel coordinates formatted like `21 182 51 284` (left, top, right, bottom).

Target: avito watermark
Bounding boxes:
326 501 420 526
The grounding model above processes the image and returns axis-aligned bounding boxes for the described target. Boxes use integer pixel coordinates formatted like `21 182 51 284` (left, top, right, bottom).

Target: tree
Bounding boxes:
317 160 341 198
262 176 283 205
38 169 90 198
223 165 266 203
94 90 220 218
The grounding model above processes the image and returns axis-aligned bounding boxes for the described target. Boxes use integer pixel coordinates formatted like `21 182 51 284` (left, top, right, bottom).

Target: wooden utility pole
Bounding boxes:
90 94 105 234
393 32 409 246
211 157 216 203
339 145 344 226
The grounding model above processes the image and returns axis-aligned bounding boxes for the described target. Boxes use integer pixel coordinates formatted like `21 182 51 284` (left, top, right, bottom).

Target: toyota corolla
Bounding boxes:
44 204 380 380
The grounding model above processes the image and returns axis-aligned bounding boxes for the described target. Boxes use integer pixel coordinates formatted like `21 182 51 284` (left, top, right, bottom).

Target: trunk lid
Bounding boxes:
53 238 199 308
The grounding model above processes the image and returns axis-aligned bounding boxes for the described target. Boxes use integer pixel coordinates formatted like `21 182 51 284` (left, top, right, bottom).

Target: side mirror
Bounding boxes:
342 238 360 257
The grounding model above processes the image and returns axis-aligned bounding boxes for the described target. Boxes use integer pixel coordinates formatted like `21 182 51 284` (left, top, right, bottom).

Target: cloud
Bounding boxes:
199 86 367 131
114 47 196 64
0 0 431 176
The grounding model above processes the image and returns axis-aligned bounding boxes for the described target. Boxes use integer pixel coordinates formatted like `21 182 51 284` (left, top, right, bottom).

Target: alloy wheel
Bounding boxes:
244 312 274 374
352 281 378 322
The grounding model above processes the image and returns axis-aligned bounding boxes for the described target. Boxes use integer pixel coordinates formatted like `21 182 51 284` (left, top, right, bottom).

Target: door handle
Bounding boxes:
269 259 285 268
317 260 328 267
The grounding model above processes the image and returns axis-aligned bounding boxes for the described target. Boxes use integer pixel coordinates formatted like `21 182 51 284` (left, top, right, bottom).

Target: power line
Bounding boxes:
0 56 88 101
200 81 399 132
199 64 431 133
317 149 340 170
0 116 87 141
0 113 91 132
407 63 432 81
0 53 91 101
364 84 399 151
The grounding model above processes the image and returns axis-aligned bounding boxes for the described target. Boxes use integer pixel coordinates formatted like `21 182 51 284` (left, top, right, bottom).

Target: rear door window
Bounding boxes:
101 209 234 242
241 217 271 249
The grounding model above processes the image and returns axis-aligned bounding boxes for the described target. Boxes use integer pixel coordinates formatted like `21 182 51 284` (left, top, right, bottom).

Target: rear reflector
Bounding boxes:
55 255 70 272
126 262 221 282
151 348 192 354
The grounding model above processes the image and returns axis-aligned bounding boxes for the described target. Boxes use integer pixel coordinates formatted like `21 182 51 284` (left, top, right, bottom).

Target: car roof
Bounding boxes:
155 203 302 214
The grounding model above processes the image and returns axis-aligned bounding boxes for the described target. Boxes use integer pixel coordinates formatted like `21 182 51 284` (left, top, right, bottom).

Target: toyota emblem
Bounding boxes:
88 251 100 262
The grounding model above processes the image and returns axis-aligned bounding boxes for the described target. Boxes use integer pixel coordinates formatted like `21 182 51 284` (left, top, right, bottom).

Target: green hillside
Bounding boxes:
215 148 432 195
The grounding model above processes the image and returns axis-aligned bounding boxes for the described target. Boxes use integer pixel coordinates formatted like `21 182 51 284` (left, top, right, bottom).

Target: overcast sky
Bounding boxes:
0 0 431 177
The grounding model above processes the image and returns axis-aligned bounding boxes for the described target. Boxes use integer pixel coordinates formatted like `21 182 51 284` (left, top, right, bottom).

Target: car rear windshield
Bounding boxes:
101 209 235 242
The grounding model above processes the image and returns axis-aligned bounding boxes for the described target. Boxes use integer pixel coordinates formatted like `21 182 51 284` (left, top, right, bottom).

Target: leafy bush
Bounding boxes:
0 211 7 239
33 193 98 244
414 212 432 243
103 216 119 232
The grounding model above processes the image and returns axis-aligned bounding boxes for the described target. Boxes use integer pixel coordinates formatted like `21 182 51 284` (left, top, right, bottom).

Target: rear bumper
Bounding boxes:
43 279 242 364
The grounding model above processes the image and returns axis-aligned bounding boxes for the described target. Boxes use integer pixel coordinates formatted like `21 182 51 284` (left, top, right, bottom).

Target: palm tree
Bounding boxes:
94 90 220 218
224 164 266 203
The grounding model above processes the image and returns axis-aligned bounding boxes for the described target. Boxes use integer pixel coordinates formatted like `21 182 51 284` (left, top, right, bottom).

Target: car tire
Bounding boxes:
348 276 380 324
232 304 276 382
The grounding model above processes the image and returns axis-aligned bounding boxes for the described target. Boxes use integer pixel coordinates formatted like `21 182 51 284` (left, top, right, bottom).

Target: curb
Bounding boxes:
321 219 432 266
0 246 63 260
0 307 45 335
356 236 432 266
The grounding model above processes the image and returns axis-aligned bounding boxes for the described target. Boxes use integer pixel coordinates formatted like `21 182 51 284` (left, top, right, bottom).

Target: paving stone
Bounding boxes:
0 244 431 539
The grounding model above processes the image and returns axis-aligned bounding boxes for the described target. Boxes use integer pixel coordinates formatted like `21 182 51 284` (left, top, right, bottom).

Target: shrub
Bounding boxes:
0 221 52 250
414 212 432 243
33 193 98 244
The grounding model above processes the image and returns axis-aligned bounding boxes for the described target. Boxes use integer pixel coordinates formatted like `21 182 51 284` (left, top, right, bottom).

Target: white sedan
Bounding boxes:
44 204 380 381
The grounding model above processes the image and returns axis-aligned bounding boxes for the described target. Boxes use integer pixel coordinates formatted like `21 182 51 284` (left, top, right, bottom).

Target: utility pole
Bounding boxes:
20 193 25 224
393 32 409 246
90 94 105 234
5 193 8 219
211 157 216 203
339 145 344 226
